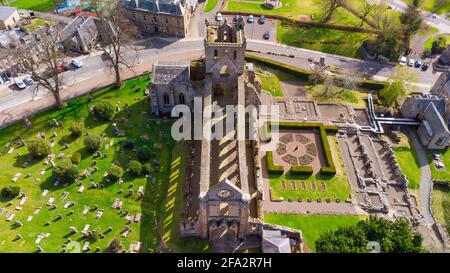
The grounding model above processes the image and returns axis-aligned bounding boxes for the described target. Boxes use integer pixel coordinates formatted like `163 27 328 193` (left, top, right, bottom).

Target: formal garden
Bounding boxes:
264 122 351 202
0 75 209 253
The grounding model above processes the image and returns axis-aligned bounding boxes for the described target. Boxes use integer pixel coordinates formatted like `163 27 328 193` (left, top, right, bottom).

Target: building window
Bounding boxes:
176 19 180 26
234 51 237 60
143 16 147 22
436 136 449 146
179 93 185 104
214 49 218 57
132 13 136 20
143 24 147 31
163 93 170 105
153 17 158 24
165 18 169 24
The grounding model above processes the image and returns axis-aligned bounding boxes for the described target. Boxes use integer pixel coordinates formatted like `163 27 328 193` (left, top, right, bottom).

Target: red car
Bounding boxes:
56 64 65 74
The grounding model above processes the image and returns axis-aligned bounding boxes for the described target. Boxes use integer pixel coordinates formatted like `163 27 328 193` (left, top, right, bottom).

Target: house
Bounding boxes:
60 14 113 53
123 0 191 37
431 71 450 123
417 103 450 149
0 7 20 30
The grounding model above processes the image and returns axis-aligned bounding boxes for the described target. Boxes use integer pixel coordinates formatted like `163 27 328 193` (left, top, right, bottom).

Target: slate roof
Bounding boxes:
262 229 291 253
423 102 449 135
125 0 186 16
152 61 190 84
0 7 17 21
60 14 97 43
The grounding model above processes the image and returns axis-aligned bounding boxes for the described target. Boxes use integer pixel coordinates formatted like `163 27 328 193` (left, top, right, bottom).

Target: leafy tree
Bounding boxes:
431 36 448 54
315 216 423 253
142 163 154 175
379 80 406 108
138 146 151 162
92 101 115 121
123 140 135 150
108 164 123 181
26 138 51 158
128 160 142 176
70 122 84 137
1 185 21 198
71 152 82 165
400 6 423 36
84 134 102 152
53 159 79 184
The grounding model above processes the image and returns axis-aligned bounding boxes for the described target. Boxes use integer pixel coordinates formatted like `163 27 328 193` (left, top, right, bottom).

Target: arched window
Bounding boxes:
163 93 170 105
179 93 185 104
234 50 237 60
214 49 218 57
219 65 230 77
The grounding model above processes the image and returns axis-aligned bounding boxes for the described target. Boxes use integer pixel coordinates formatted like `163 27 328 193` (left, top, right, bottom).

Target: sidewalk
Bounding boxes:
0 49 203 128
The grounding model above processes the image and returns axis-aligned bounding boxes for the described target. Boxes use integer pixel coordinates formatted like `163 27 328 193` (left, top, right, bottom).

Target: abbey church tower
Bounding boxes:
204 18 246 96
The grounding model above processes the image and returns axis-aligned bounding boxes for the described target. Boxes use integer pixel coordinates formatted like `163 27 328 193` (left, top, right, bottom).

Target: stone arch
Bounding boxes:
163 92 170 105
219 65 230 77
179 93 186 105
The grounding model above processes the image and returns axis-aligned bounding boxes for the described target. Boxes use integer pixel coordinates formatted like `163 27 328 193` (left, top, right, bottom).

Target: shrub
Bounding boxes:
1 185 21 198
266 151 284 174
70 122 84 137
290 165 313 176
92 101 115 121
84 134 101 152
26 138 51 158
108 164 123 181
138 146 151 162
53 159 79 184
123 140 135 150
431 36 447 54
71 152 81 165
128 160 142 176
142 163 153 175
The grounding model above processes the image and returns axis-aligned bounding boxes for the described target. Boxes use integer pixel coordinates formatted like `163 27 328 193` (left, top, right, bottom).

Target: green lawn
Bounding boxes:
269 135 351 202
405 0 450 14
0 76 208 253
23 18 55 33
426 149 450 182
203 0 219 13
393 144 421 190
277 21 373 58
424 34 450 52
431 184 450 235
264 214 364 251
7 0 59 12
254 63 299 97
306 85 368 108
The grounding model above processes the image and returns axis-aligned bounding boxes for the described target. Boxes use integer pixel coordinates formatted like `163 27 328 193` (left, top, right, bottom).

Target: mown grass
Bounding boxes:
7 0 59 12
203 0 219 13
392 141 422 190
424 34 450 52
431 184 450 235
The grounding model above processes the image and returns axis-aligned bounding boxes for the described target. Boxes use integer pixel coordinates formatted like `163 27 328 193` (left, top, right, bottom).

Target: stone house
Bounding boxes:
433 46 450 72
417 103 450 149
123 0 191 38
0 7 20 30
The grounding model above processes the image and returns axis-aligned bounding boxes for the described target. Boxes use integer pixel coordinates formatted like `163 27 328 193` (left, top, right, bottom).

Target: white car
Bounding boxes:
71 58 84 68
216 13 223 21
15 79 27 90
408 58 415 67
399 56 407 66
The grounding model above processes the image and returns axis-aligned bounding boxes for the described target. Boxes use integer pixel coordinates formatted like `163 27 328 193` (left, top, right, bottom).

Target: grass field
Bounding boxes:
0 76 208 253
203 0 219 13
7 0 59 12
269 135 351 202
264 214 364 251
424 34 450 52
306 85 368 108
405 0 450 14
431 184 450 235
393 143 421 190
254 63 300 97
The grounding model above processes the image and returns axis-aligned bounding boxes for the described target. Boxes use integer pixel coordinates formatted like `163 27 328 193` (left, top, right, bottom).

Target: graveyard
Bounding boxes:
0 75 208 253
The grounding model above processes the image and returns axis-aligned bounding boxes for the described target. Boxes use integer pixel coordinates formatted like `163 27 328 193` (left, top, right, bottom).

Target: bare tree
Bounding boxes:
83 0 139 88
13 27 66 108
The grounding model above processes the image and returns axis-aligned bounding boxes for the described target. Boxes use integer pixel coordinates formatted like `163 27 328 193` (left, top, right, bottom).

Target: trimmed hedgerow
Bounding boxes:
290 165 313 176
266 151 284 175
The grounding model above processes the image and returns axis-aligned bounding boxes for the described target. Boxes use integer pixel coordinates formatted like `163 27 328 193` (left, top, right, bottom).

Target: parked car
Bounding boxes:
414 59 422 68
408 58 415 67
421 62 430 71
259 15 265 24
71 58 83 68
247 15 254 23
15 79 26 90
56 64 65 74
62 62 71 71
263 31 270 40
23 77 34 86
233 15 242 22
216 13 223 21
399 56 407 66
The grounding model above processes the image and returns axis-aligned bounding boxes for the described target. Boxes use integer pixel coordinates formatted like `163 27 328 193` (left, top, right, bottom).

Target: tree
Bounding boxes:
92 101 115 121
1 185 21 198
108 164 123 181
142 163 154 175
128 160 142 176
315 216 423 253
431 36 447 54
84 134 102 152
13 26 66 108
70 122 84 137
26 138 51 158
71 152 82 165
400 6 423 36
379 80 407 108
83 0 139 88
138 146 152 162
53 159 79 184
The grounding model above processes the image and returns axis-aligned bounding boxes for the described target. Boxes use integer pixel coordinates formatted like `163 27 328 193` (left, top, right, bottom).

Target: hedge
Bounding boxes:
265 121 337 176
245 54 387 91
266 151 284 174
290 165 313 176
